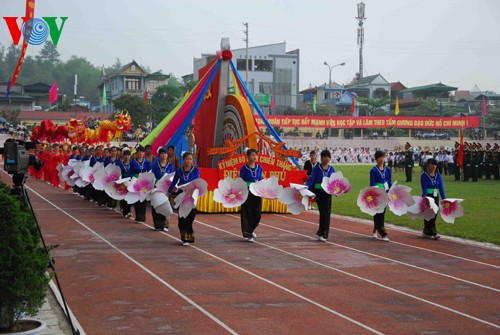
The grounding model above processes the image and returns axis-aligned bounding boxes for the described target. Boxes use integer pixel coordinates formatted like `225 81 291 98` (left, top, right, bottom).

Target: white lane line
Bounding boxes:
25 187 239 335
273 213 500 269
27 185 384 335
233 216 500 292
199 215 500 329
161 219 385 335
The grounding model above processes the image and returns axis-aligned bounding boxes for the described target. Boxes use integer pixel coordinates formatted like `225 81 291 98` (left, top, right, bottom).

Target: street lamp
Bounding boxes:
323 61 346 138
323 61 346 88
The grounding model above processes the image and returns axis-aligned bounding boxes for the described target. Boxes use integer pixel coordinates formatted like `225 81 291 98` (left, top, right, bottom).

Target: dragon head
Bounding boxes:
114 110 132 131
66 118 86 143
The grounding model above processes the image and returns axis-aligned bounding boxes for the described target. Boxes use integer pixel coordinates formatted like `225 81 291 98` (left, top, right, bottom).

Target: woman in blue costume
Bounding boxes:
420 158 446 240
369 150 391 242
239 148 263 242
130 145 152 223
168 152 200 246
306 149 335 242
151 147 174 231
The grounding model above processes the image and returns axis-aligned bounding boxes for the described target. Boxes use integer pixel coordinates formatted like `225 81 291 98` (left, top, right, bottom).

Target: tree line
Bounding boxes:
0 42 196 127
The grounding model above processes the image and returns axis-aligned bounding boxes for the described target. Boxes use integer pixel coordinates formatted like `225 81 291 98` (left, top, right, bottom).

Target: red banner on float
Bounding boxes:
212 154 306 188
254 116 480 129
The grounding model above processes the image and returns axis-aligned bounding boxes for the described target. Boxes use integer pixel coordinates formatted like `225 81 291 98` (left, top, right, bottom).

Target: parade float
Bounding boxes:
140 39 306 213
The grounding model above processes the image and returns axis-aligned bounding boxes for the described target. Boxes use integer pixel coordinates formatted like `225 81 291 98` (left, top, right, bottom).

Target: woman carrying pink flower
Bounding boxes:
420 158 446 240
239 148 263 242
369 150 392 242
151 147 174 231
168 152 200 246
306 149 335 242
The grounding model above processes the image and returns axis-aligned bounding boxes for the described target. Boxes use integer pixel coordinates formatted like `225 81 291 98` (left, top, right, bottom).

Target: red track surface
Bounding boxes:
2 171 499 335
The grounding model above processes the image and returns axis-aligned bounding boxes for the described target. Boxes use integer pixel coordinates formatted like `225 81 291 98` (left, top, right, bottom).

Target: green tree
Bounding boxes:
358 97 390 115
151 78 182 121
59 56 101 103
112 57 122 71
35 41 60 64
113 94 151 126
4 44 20 74
0 46 7 82
181 79 198 95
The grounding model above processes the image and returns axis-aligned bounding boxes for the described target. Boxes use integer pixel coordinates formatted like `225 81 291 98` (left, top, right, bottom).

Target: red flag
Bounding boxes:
143 89 148 102
482 96 487 116
7 0 36 92
351 96 356 116
49 82 58 105
457 129 464 169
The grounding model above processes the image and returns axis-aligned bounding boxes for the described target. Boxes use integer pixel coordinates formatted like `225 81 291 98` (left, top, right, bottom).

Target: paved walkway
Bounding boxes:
36 282 82 335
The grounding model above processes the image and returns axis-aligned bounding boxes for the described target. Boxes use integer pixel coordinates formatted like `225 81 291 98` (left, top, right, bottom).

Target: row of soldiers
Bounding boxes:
402 142 500 182
455 142 500 181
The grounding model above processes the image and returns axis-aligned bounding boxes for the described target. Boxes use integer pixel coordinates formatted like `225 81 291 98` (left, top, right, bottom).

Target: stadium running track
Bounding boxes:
1 169 499 335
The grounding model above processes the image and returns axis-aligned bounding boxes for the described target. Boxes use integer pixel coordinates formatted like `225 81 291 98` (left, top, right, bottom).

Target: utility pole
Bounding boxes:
356 2 366 79
243 22 249 87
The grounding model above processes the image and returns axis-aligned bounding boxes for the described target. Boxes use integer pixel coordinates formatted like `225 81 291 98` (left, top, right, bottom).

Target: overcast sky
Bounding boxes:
1 0 499 92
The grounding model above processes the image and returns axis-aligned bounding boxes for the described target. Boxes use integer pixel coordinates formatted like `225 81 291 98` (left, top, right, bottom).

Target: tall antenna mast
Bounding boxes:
356 2 366 79
243 22 249 86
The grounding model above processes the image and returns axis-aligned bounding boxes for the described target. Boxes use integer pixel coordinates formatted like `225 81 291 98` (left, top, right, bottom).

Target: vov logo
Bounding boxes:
3 17 68 46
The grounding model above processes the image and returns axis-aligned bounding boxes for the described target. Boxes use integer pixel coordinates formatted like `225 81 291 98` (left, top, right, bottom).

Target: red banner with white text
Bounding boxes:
254 116 480 129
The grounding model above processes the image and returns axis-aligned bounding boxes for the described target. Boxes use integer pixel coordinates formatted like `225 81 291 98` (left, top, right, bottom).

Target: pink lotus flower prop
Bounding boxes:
279 183 316 215
387 181 415 216
79 162 104 185
357 186 389 216
153 172 176 195
249 176 283 199
408 196 439 221
125 172 156 204
173 178 208 218
213 177 249 208
148 172 176 218
59 164 77 186
150 191 173 218
74 161 90 188
105 177 131 200
93 164 121 191
439 198 464 224
321 171 351 196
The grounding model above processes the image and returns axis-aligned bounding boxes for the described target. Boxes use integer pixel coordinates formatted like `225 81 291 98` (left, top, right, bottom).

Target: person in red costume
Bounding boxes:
42 144 52 183
49 143 63 188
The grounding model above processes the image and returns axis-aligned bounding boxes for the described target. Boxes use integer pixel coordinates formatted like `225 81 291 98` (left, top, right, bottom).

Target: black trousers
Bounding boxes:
152 207 167 229
179 209 196 243
464 163 471 181
405 165 412 182
485 163 492 180
240 192 262 238
423 195 439 236
454 163 461 181
373 208 387 237
120 199 131 217
134 201 147 222
314 188 332 239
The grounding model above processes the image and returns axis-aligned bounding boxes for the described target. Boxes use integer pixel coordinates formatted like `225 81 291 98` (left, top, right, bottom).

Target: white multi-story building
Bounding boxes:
193 42 300 115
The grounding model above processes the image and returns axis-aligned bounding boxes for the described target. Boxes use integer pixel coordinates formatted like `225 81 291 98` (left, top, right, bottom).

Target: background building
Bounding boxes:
98 60 169 112
193 42 300 115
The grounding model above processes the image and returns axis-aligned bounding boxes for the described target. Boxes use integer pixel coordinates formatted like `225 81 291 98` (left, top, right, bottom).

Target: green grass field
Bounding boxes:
327 165 500 245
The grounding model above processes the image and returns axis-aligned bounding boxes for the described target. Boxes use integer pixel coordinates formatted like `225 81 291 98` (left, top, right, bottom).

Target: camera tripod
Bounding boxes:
12 173 80 335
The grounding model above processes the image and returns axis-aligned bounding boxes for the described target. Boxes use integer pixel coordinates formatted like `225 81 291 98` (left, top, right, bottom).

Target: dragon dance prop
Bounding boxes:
32 110 132 144
66 110 132 144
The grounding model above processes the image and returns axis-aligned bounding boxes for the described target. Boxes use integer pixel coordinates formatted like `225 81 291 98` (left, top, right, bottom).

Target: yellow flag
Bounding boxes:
395 97 400 115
